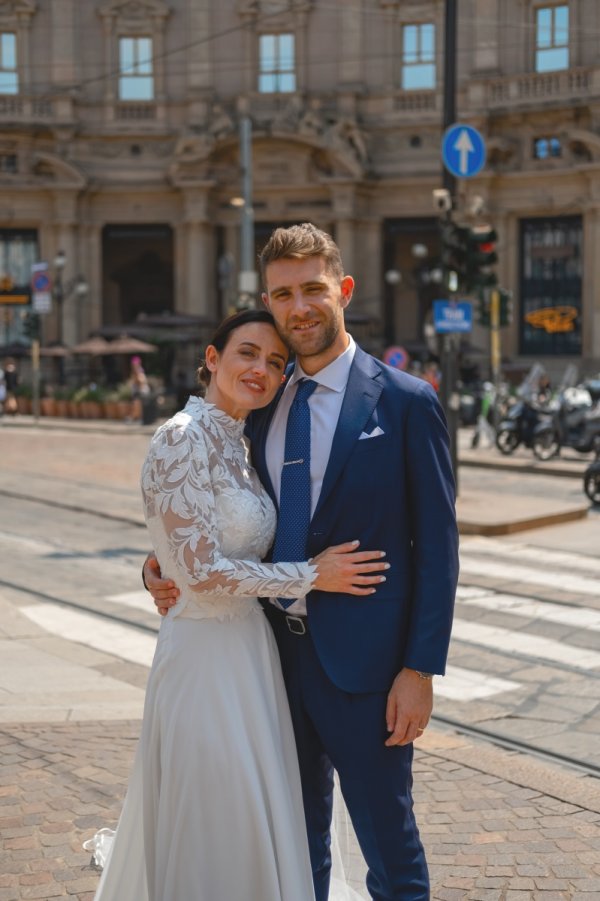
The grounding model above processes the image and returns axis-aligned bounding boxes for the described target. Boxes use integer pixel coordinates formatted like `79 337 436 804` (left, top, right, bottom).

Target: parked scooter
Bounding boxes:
584 447 600 505
494 365 555 456
495 396 554 455
532 384 600 460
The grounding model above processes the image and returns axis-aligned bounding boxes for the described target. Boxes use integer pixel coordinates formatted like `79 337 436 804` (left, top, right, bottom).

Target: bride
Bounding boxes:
87 309 386 901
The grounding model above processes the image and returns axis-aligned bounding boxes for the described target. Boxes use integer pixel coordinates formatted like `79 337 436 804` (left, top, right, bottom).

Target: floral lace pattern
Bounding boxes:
141 397 317 621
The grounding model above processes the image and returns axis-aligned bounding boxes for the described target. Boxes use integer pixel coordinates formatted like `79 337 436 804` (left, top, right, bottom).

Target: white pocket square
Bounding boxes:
358 426 385 440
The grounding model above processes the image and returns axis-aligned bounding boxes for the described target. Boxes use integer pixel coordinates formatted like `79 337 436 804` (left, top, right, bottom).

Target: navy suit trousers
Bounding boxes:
263 605 430 901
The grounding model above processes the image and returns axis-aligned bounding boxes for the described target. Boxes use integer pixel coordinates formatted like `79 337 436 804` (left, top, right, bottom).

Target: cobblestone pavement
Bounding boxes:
1 720 600 900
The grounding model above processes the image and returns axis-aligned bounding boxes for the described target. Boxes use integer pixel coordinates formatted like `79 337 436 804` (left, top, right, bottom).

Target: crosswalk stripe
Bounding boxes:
107 590 155 612
21 603 157 668
461 537 600 577
459 556 600 597
451 617 600 669
438 666 520 700
458 592 600 630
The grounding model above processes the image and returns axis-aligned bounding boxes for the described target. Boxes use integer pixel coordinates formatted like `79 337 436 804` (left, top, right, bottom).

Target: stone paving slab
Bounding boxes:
1 721 599 900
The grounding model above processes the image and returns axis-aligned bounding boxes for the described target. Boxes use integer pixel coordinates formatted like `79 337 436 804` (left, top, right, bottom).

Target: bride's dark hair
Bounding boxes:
197 309 282 386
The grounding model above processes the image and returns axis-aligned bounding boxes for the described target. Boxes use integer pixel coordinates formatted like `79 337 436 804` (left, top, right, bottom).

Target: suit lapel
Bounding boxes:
313 348 382 521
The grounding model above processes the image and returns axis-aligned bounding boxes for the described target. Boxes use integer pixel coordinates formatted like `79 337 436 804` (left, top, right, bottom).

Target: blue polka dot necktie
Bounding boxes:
271 378 318 609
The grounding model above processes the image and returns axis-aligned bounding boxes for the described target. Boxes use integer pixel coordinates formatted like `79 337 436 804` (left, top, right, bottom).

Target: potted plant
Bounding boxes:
15 383 33 415
53 387 70 418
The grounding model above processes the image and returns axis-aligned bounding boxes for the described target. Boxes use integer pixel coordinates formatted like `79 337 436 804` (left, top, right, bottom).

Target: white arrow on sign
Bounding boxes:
453 129 475 175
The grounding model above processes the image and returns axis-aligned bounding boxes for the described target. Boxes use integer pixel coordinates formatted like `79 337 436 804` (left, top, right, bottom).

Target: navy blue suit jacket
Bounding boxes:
247 345 459 694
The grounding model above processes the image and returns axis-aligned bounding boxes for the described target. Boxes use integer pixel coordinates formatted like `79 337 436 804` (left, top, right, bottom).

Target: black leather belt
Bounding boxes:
263 603 308 636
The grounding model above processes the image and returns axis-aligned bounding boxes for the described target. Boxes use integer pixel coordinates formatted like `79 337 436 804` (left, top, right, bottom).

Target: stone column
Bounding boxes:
331 183 357 276
51 0 76 85
472 0 500 73
338 0 363 87
52 191 82 348
186 0 213 94
82 225 103 337
181 185 217 318
354 217 382 321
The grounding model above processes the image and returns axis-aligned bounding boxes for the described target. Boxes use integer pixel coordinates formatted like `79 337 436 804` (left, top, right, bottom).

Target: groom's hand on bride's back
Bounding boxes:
143 553 180 616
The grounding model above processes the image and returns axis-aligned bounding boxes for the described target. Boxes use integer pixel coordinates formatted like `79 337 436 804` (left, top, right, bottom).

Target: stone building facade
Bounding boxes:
0 0 599 373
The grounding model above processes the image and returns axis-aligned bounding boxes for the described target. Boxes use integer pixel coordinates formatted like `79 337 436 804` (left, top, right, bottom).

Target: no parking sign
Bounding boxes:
383 345 409 371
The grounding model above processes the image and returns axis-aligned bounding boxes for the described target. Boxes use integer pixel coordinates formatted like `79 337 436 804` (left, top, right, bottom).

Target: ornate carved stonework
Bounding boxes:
237 0 312 15
98 0 170 20
0 0 36 21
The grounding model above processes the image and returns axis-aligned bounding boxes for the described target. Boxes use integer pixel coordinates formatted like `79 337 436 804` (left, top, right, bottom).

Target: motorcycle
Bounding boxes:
583 452 600 505
532 385 600 461
495 396 553 455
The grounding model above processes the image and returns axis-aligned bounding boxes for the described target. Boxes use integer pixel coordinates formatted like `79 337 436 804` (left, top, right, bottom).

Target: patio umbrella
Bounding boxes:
39 343 71 357
103 335 157 354
72 336 112 355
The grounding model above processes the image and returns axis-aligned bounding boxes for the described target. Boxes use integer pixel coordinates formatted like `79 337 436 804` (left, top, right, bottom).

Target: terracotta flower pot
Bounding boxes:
40 398 57 416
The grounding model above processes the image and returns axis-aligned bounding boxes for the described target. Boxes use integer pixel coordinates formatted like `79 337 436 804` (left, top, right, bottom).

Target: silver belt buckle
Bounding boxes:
286 615 307 636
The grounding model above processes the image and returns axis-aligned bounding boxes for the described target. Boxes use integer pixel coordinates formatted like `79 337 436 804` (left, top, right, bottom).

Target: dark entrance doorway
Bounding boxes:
102 224 174 326
383 218 440 350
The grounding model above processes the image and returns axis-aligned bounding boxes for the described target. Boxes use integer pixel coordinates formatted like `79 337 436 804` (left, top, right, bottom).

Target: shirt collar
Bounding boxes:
287 334 356 393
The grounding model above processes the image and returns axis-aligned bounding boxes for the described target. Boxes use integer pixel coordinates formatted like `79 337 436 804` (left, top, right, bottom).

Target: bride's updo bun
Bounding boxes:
197 308 280 387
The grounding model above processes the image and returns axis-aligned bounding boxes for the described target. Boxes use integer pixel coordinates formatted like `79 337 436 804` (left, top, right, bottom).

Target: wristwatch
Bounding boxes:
415 671 434 680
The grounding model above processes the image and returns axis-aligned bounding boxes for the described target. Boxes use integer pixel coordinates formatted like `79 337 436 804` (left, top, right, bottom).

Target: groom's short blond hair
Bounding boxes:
259 223 344 287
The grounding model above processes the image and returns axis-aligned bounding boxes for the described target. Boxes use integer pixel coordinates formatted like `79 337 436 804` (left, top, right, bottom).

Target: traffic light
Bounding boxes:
499 289 513 326
441 222 499 295
476 288 512 328
440 220 470 291
477 293 490 326
466 225 498 292
23 311 40 340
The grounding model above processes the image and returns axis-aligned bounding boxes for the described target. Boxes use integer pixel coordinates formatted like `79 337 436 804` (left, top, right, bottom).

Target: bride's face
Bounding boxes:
204 322 288 419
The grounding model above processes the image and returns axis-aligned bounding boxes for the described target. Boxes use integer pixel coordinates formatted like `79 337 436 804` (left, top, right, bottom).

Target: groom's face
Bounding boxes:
262 255 354 373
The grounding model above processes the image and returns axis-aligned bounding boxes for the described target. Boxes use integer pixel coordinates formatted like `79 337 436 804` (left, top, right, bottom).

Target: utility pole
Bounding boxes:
440 0 460 492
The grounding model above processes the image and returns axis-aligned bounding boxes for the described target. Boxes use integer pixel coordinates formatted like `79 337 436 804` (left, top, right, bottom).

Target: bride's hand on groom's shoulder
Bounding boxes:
311 541 390 596
143 553 180 616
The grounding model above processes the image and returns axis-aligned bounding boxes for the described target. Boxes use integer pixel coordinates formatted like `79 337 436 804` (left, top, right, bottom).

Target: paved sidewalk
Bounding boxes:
1 419 600 899
1 717 600 900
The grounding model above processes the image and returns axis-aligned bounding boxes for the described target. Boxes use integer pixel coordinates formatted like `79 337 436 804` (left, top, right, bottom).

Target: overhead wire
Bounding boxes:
6 6 597 96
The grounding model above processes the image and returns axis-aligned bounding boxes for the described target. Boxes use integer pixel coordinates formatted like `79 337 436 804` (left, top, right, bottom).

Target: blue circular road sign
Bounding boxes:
442 124 486 179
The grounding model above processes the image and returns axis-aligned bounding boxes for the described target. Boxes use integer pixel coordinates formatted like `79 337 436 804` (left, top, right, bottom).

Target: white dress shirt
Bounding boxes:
266 335 356 615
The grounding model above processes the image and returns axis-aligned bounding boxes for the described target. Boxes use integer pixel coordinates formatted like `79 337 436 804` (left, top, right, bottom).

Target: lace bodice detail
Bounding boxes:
141 396 317 621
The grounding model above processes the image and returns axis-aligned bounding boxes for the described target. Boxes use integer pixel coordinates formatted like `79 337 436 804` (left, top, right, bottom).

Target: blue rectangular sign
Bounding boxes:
433 300 473 333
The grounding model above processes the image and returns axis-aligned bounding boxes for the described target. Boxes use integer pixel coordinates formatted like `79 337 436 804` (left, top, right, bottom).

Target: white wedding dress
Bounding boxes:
91 397 319 901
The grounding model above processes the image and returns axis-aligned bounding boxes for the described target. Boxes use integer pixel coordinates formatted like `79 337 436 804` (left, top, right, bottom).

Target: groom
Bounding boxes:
146 223 458 900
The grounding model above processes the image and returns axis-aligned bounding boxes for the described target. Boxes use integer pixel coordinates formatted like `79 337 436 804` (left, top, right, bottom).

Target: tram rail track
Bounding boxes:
2 574 600 783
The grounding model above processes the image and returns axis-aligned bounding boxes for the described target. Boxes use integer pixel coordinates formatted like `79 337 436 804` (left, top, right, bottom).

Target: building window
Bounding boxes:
533 136 562 159
0 153 18 173
519 216 582 356
402 23 435 90
0 33 18 95
258 33 296 93
119 36 154 101
535 5 569 72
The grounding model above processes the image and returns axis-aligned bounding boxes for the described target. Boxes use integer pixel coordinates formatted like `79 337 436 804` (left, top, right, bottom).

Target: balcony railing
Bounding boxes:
469 66 599 111
114 102 157 121
0 95 54 120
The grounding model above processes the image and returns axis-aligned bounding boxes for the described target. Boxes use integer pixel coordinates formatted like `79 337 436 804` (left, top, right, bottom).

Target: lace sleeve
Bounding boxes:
141 420 317 599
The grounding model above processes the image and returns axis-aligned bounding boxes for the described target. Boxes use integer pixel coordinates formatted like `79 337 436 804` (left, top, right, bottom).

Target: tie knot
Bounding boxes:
294 379 318 404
